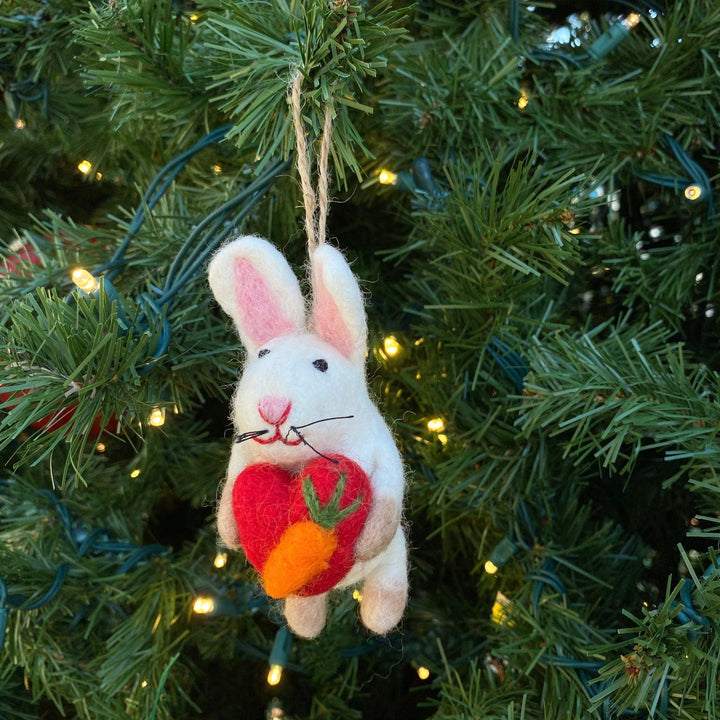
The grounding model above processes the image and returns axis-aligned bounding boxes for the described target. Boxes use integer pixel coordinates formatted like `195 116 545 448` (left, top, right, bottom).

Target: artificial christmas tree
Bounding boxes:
2 1 720 718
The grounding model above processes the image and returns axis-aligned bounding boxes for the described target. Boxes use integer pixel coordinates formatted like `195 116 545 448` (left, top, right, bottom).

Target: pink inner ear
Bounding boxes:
313 280 354 359
234 258 298 347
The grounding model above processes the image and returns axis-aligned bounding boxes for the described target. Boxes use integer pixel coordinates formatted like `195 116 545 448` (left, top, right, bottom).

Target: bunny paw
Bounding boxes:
360 582 407 635
354 495 400 562
284 593 329 639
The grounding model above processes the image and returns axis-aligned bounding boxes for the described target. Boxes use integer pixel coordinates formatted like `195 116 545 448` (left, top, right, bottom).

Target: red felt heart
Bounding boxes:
232 455 372 596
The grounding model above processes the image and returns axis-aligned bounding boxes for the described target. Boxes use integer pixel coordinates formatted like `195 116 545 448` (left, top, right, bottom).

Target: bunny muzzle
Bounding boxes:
253 396 302 447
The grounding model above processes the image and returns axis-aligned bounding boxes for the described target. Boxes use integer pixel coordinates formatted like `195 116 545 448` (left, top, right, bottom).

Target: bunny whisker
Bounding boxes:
289 415 354 432
285 426 340 464
282 415 354 462
235 429 269 443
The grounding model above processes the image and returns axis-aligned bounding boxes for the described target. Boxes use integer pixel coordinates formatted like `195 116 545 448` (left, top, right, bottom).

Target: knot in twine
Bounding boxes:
290 72 333 251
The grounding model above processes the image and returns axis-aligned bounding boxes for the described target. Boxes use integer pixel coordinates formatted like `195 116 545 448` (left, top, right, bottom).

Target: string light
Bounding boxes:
623 13 641 29
267 625 292 687
491 591 516 626
14 118 25 129
77 160 93 175
212 163 223 174
427 417 445 433
382 335 401 358
95 442 106 453
378 169 397 185
267 665 283 686
95 171 103 181
377 166 419 193
588 13 642 60
416 666 431 680
213 552 228 569
517 90 529 110
188 12 200 22
352 589 363 602
484 536 521 573
192 596 215 614
685 185 703 201
71 267 100 293
129 469 141 479
147 407 166 427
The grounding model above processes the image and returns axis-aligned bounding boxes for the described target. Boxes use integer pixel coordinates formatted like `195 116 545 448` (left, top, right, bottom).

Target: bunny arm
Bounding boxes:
353 436 405 562
216 472 241 550
216 439 257 550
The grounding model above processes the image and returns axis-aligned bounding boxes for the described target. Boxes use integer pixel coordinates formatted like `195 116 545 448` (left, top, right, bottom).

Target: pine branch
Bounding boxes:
516 317 720 480
204 0 410 183
596 219 719 331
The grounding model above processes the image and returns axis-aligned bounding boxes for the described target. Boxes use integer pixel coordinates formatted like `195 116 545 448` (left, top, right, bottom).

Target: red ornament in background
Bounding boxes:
1 239 42 277
1 241 114 438
0 383 115 438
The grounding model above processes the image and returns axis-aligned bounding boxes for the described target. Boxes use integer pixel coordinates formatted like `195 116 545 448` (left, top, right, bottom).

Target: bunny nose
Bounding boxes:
258 396 291 425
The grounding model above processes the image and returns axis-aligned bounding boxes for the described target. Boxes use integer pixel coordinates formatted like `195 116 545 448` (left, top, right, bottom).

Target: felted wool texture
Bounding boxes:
232 463 297 571
233 259 298 349
232 455 372 597
208 235 409 634
354 494 402 562
292 455 372 596
310 244 367 368
207 235 305 355
262 521 337 598
284 594 329 640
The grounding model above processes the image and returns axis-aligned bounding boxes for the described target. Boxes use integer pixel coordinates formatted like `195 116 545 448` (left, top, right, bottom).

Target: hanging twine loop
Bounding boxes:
290 72 333 251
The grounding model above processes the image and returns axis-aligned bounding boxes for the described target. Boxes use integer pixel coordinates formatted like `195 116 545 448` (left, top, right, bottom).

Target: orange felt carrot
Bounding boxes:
262 521 338 599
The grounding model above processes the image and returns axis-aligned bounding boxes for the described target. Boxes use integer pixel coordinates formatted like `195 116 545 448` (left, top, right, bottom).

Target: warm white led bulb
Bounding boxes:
485 560 499 575
267 664 283 686
77 160 93 174
71 267 100 293
378 169 397 185
383 335 401 357
685 185 702 201
147 407 166 427
193 596 215 614
624 13 641 29
427 417 445 433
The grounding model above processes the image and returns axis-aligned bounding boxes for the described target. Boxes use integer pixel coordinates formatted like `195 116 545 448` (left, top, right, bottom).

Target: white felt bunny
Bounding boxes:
207 235 408 638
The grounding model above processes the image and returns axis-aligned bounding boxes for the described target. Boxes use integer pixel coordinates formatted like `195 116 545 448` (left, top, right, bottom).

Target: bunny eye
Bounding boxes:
312 359 329 372
258 348 270 358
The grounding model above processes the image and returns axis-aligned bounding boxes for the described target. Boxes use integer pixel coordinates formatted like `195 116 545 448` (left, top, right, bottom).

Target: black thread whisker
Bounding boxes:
287 426 340 464
290 415 354 432
234 429 269 443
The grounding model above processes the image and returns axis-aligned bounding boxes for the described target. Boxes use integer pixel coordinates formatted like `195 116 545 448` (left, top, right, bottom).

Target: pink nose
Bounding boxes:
258 396 291 425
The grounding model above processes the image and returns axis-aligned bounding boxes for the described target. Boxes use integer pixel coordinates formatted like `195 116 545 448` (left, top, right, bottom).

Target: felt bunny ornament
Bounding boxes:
208 235 408 638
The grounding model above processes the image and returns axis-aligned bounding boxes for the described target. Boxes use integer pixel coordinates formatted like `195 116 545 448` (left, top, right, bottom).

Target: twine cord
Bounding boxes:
290 72 333 250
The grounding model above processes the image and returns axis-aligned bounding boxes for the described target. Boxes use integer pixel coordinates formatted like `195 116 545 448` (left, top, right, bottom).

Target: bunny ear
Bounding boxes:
208 235 305 353
310 244 367 366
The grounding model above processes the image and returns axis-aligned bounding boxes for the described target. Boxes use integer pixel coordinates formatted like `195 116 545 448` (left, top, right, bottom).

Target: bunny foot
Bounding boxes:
284 593 328 639
360 582 407 635
357 528 408 634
